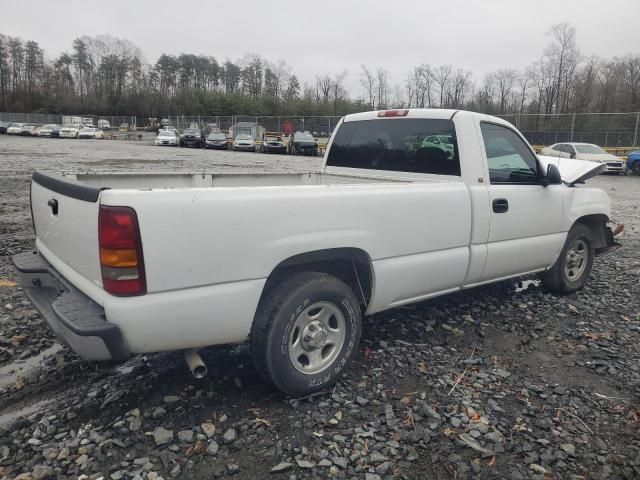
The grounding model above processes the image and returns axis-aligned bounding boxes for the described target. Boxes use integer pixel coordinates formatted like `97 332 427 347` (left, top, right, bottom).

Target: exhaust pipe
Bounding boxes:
184 349 207 379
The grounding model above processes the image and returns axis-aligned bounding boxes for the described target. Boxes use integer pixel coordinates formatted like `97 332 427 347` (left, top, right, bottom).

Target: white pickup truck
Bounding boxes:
14 109 619 395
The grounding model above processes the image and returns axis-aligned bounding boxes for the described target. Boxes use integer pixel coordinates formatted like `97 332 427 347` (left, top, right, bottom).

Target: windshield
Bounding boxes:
10 123 24 127
236 134 252 140
184 129 200 135
43 124 56 129
63 124 77 129
575 144 607 154
159 131 175 137
208 133 226 140
265 136 282 142
295 133 314 141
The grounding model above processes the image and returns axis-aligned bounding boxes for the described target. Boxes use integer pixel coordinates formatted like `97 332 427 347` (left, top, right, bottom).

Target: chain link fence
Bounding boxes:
2 111 639 147
498 112 640 148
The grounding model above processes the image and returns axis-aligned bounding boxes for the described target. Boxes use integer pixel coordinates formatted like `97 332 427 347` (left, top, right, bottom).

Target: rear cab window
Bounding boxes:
326 118 461 176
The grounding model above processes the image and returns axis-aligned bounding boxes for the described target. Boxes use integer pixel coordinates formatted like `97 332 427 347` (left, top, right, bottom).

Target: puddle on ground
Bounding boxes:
515 279 541 292
0 397 54 429
0 344 64 389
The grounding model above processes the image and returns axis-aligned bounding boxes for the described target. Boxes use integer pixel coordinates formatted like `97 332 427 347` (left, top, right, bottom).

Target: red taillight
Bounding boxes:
98 206 146 296
377 109 409 118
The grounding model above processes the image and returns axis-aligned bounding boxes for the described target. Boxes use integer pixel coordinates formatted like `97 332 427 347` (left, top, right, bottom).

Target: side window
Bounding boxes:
480 123 540 184
551 144 562 152
326 118 461 176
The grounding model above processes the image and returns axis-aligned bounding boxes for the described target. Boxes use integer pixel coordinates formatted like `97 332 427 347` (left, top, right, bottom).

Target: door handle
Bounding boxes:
492 198 509 213
47 199 58 215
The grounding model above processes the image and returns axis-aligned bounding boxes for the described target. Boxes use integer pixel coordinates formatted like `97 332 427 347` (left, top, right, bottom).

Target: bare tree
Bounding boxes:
376 67 390 109
315 74 332 102
517 70 531 115
359 65 377 109
545 22 579 113
494 68 519 113
620 55 640 109
448 68 472 108
433 65 452 107
331 71 348 114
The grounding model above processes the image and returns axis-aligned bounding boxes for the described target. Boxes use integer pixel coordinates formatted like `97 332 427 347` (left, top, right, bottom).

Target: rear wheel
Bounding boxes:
540 223 595 294
250 272 361 396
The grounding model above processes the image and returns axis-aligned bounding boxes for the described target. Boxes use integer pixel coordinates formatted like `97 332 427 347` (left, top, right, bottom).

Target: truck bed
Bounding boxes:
56 171 411 190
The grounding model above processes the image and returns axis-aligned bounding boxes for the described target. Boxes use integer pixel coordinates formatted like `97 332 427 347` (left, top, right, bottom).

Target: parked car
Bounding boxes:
539 142 625 174
232 134 257 151
289 131 318 155
7 123 25 135
180 128 204 148
20 124 39 136
626 150 640 174
13 108 618 396
204 131 228 149
59 124 82 138
420 134 456 158
155 129 178 146
118 123 130 133
261 134 287 154
97 120 111 131
50 125 62 138
38 124 59 137
78 127 104 139
0 121 11 134
162 126 179 137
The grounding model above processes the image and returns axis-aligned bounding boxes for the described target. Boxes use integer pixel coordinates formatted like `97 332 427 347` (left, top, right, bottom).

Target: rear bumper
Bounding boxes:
12 251 130 361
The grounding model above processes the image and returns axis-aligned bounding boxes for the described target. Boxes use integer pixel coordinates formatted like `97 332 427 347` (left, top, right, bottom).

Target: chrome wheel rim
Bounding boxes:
564 239 588 280
288 301 346 375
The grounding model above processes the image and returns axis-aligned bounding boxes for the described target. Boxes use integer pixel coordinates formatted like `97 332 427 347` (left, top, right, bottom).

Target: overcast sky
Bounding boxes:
1 0 638 96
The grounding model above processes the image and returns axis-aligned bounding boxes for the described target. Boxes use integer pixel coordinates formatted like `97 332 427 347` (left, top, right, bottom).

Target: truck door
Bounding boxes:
479 122 565 281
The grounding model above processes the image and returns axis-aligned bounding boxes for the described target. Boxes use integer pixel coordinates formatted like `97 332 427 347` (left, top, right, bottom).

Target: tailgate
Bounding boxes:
31 172 104 287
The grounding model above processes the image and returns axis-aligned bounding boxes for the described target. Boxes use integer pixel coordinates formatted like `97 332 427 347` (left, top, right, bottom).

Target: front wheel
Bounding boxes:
250 272 362 396
540 223 594 294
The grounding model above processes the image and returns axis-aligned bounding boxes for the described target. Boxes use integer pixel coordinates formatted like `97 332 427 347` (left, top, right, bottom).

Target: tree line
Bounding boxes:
0 24 638 119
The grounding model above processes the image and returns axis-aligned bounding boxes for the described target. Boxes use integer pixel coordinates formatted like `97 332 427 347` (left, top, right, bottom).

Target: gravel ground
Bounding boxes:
0 135 639 480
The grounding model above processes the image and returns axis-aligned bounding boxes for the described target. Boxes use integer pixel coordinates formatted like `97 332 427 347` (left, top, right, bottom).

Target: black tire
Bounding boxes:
540 223 595 294
250 272 362 396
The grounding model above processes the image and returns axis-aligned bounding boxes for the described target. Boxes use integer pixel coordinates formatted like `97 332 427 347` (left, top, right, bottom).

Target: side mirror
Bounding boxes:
570 152 576 159
544 163 562 186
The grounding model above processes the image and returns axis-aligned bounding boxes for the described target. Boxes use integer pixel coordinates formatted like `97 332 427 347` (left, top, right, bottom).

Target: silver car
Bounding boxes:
540 142 625 174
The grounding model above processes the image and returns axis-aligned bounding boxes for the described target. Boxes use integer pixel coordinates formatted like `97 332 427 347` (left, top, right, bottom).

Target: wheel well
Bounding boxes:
575 214 610 249
261 248 373 309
